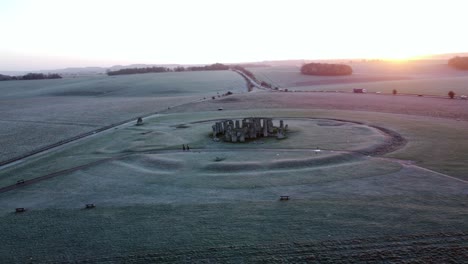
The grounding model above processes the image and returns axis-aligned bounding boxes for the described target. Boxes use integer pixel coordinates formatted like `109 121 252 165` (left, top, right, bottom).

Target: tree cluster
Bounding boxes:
0 73 62 81
448 56 468 70
107 66 171 76
186 63 230 71
448 91 455 99
0 74 13 81
300 63 353 76
107 63 230 76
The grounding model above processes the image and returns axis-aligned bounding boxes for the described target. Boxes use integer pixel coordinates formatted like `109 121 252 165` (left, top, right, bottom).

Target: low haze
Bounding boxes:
1 0 468 70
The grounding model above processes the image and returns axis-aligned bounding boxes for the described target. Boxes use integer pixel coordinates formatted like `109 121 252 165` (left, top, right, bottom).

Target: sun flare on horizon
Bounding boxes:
0 0 467 70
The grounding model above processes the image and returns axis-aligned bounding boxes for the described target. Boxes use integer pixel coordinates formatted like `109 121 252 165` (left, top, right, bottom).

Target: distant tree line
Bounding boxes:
233 63 270 68
300 63 353 76
107 63 230 76
0 73 62 81
107 66 171 76
185 63 230 71
448 56 468 70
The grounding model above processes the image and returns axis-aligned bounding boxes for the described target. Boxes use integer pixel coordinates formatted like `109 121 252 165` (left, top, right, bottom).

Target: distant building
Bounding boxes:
353 88 367 93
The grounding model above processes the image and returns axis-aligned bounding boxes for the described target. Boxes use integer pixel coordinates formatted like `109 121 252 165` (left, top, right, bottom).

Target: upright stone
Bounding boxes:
267 119 274 133
250 123 257 138
231 131 238 142
238 131 245 142
277 128 285 139
224 124 231 141
212 125 217 138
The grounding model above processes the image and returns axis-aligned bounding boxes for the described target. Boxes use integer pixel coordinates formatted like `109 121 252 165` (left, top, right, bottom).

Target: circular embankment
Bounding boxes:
188 117 406 156
0 117 407 195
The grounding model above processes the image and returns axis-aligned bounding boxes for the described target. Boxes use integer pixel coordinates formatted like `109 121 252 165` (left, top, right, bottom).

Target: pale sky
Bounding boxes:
1 0 467 70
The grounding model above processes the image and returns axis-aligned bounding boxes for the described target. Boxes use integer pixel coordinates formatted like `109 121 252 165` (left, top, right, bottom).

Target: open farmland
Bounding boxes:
249 60 468 96
0 71 245 163
1 67 468 262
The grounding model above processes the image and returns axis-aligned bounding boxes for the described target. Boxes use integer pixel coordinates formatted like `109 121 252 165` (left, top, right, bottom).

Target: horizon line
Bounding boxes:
2 52 468 73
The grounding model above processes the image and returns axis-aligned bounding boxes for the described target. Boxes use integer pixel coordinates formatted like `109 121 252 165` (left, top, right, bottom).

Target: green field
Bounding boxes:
1 65 468 262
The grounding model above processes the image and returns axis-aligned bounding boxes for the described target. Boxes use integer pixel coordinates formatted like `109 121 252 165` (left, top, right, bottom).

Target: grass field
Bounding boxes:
172 100 468 177
2 199 467 263
249 61 468 96
0 71 246 98
0 70 245 163
291 76 468 96
1 107 467 262
1 64 468 262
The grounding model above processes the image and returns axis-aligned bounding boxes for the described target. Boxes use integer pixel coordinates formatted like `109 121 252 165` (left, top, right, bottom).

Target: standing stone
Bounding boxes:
267 119 274 133
250 123 257 138
236 131 243 142
212 125 217 138
277 128 285 139
231 131 238 142
224 125 231 141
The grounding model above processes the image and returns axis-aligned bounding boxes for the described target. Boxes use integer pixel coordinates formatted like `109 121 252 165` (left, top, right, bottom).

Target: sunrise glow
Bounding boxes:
1 0 467 70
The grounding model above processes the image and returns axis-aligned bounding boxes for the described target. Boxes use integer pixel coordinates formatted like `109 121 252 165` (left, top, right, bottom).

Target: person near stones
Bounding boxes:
182 144 186 151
